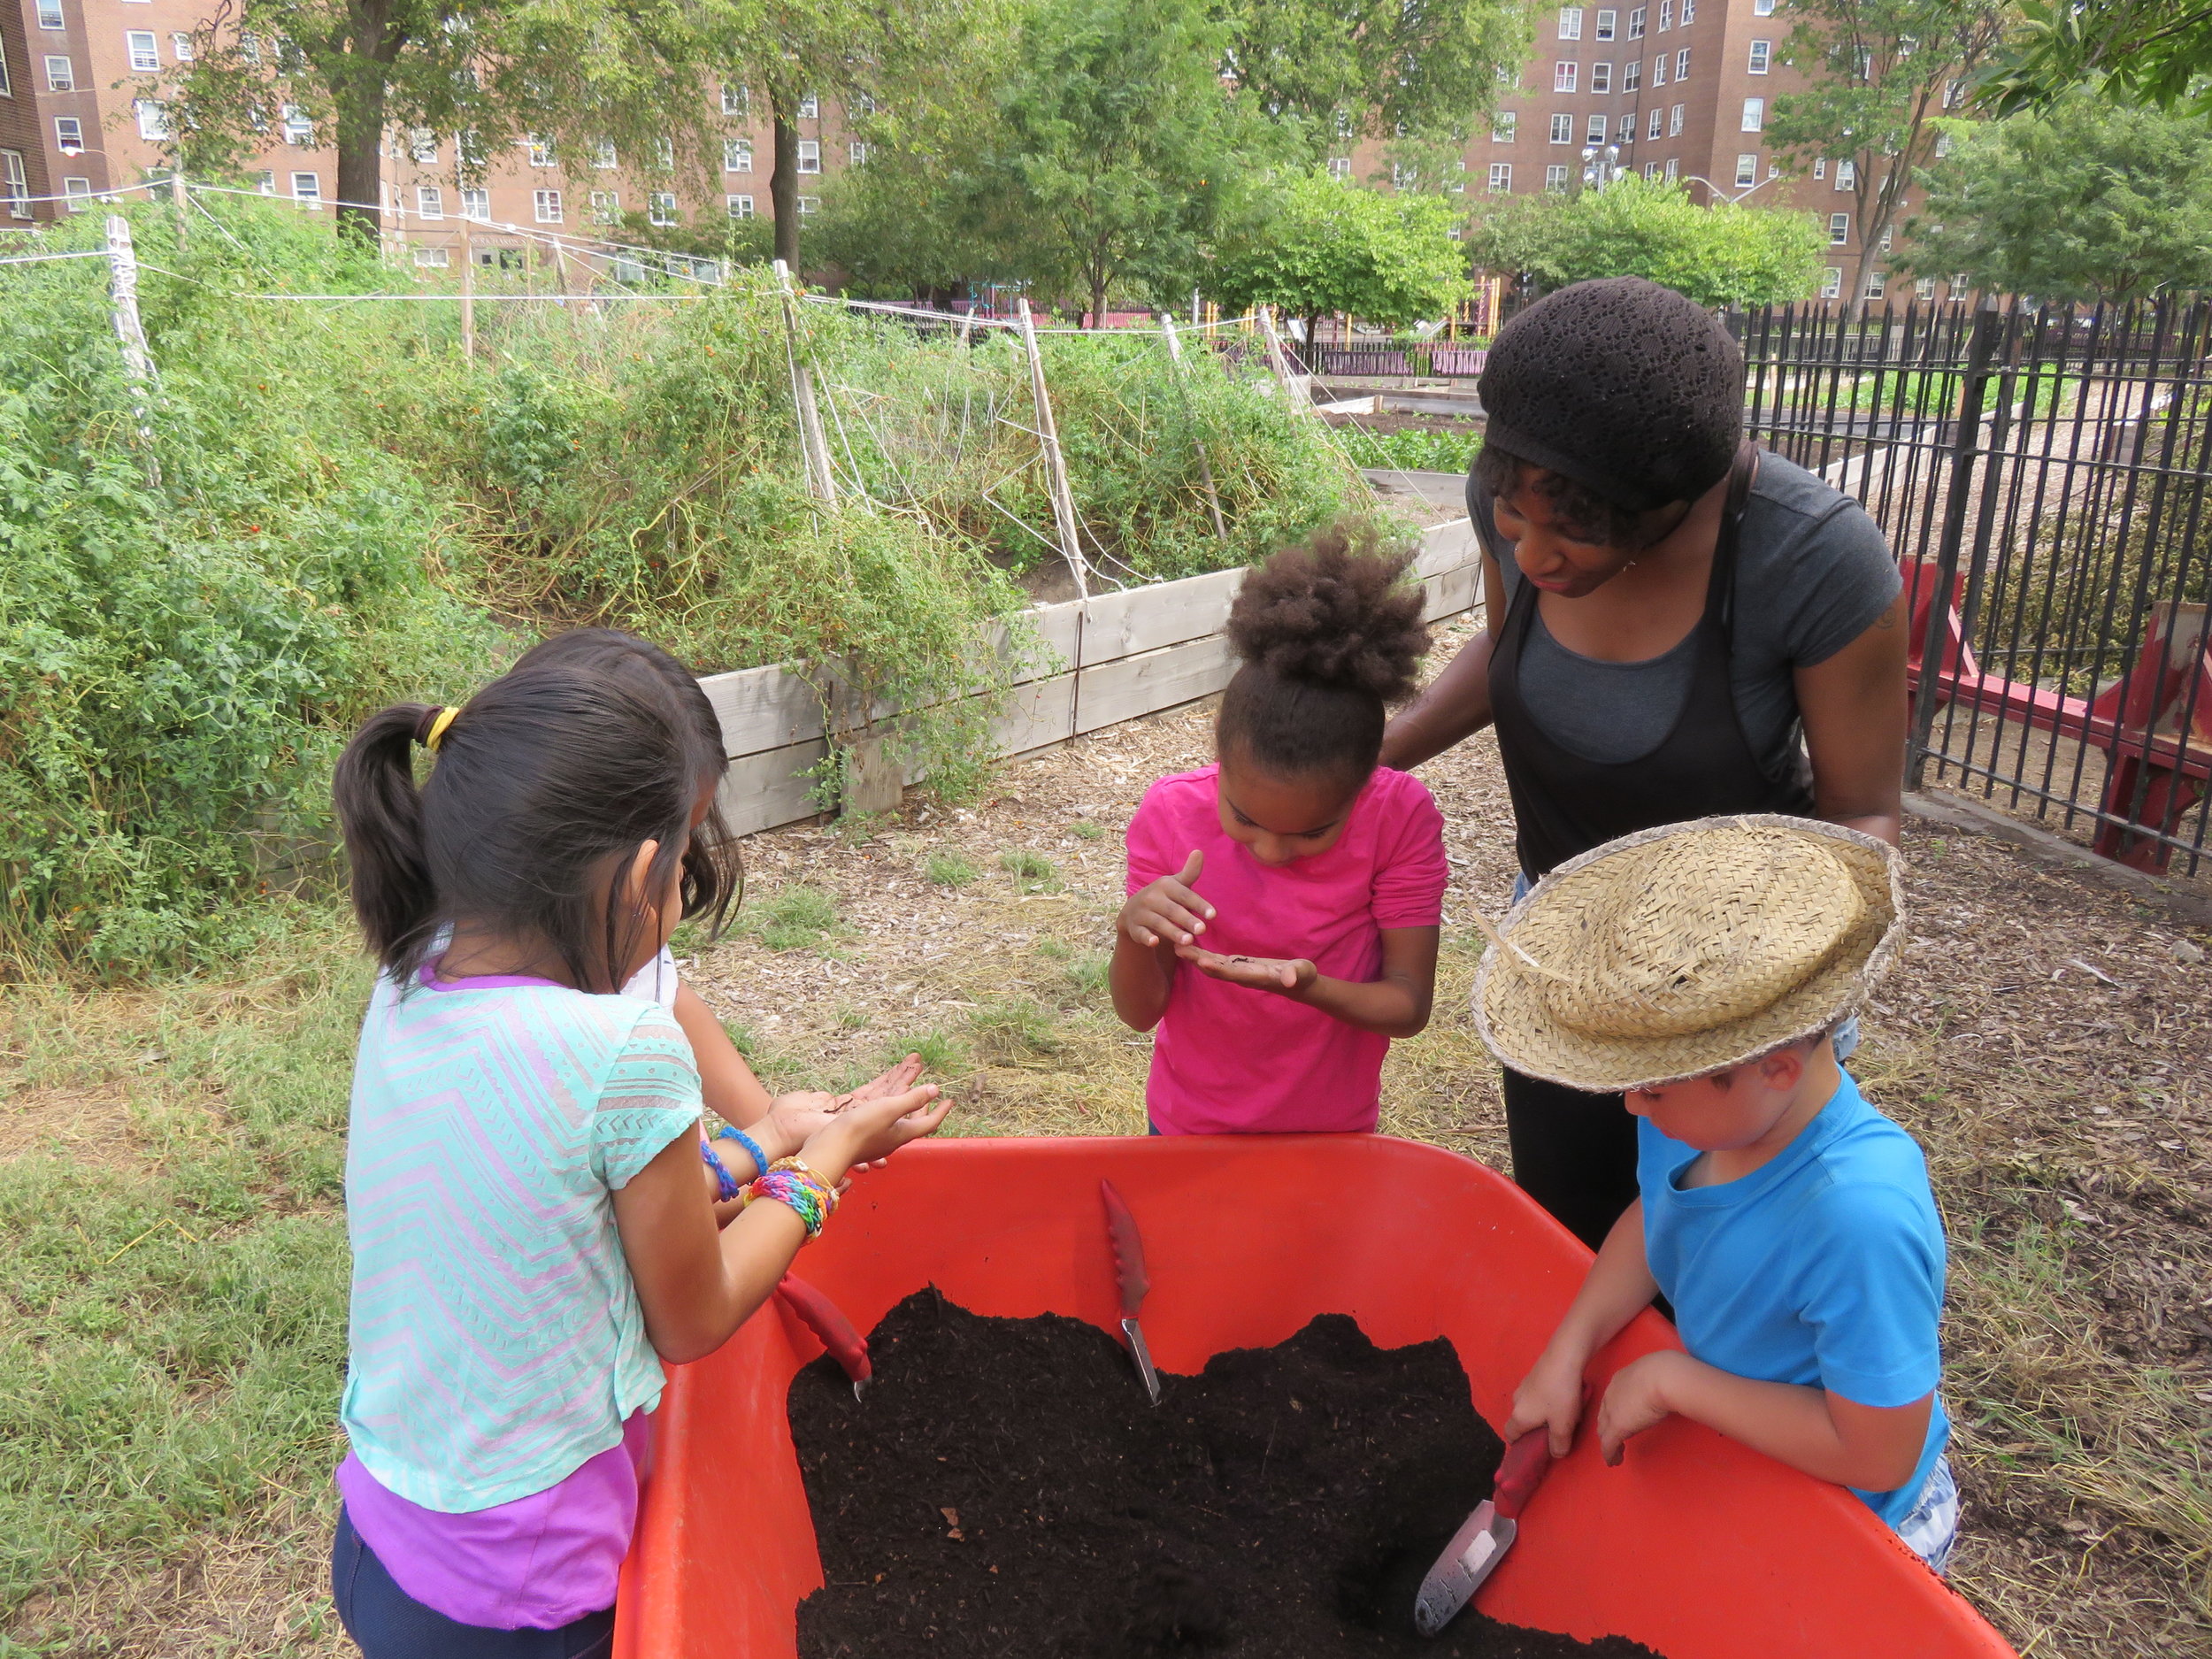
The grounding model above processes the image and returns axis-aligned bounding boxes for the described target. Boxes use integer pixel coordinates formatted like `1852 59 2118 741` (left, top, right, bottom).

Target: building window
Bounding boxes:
1390 160 1415 189
1554 60 1578 90
54 115 82 151
1488 162 1512 192
1492 111 1517 142
1820 266 1842 298
1595 7 1616 37
1327 155 1352 177
1658 0 1671 27
1653 52 1667 85
1670 103 1684 135
1748 38 1771 72
796 195 819 213
724 138 752 172
1549 112 1574 143
1769 161 1781 178
1586 113 1607 143
253 170 274 194
721 83 748 117
1664 156 1678 180
527 134 554 167
1591 60 1612 91
1867 268 1886 297
1755 0 1775 10
1557 6 1583 37
125 29 158 70
1916 275 1935 298
36 0 62 27
1628 5 1645 35
406 128 438 164
588 189 618 222
1643 160 1660 178
648 190 677 226
1624 58 1640 89
1735 152 1757 187
849 140 869 165
44 54 72 88
1813 157 1826 178
134 98 166 140
1836 159 1856 188
63 177 92 209
1879 225 1893 251
653 135 673 169
282 105 313 144
1647 107 1663 139
1 151 28 219
460 187 488 219
1829 211 1849 243
797 91 818 119
1676 47 1689 78
170 30 193 59
1681 0 1694 19
1544 164 1570 192
1617 112 1635 142
1741 97 1763 131
592 140 618 169
534 188 561 222
415 246 450 268
416 185 443 218
290 170 320 204
726 193 754 218
796 139 820 173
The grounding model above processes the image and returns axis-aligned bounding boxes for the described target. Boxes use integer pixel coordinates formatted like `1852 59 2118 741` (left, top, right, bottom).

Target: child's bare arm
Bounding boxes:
1174 926 1440 1038
1112 851 1210 1032
670 983 773 1125
1504 1202 1659 1456
1597 1356 1932 1494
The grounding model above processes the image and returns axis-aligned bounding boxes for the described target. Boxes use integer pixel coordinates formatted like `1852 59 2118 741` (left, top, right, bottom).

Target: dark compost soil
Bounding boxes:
790 1290 1663 1659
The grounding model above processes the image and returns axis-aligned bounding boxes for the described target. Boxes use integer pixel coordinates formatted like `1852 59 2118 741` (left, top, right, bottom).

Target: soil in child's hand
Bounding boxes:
790 1290 1663 1659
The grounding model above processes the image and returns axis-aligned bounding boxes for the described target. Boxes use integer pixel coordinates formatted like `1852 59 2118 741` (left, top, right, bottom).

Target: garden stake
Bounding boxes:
1099 1179 1161 1405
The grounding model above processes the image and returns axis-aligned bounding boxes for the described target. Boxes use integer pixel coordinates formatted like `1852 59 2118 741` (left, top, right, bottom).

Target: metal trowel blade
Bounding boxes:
1413 1501 1517 1637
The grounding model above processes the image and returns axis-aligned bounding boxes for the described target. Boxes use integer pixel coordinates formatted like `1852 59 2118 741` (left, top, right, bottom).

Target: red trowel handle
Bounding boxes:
1100 1179 1148 1317
777 1273 872 1388
1493 1430 1556 1522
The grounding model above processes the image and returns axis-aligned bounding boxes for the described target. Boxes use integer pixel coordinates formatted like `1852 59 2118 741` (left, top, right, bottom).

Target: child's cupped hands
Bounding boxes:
1174 945 1316 995
801 1079 952 1180
1119 850 1215 949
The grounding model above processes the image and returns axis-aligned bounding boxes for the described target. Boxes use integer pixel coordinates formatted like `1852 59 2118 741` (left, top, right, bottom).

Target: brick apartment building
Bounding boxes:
0 0 857 270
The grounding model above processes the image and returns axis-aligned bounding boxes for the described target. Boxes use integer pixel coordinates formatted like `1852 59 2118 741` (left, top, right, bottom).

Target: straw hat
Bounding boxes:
1471 815 1904 1093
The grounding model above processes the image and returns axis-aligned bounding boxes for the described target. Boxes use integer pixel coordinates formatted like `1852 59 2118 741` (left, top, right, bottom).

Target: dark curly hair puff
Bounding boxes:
1217 522 1432 785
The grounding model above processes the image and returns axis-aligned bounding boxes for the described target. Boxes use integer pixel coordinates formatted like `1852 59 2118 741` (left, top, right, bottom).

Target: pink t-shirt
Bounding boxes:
1126 765 1448 1134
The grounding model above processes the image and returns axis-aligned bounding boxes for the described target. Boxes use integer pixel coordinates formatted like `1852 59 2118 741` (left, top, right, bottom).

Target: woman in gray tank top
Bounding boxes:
1379 278 1907 1249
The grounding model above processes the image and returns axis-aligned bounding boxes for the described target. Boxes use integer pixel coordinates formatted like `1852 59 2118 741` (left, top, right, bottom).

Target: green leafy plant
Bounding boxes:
926 851 979 887
1000 849 1059 890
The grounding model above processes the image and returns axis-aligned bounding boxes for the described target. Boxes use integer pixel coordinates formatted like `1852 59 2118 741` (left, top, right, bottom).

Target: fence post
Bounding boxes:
1159 314 1228 544
104 214 161 488
1909 294 2003 789
170 170 186 252
1017 296 1089 602
772 258 838 505
458 212 476 358
1256 305 1311 413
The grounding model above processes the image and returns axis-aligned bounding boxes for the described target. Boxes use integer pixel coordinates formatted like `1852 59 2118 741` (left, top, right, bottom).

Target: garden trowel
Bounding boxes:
1413 1430 1556 1636
1100 1179 1161 1405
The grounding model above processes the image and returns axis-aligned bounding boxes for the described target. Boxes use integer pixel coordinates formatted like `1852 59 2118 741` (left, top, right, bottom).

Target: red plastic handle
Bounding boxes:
777 1273 872 1388
1100 1179 1148 1318
1493 1430 1555 1522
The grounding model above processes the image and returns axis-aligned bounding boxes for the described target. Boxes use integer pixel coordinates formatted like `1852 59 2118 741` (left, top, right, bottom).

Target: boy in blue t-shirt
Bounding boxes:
1473 816 1955 1571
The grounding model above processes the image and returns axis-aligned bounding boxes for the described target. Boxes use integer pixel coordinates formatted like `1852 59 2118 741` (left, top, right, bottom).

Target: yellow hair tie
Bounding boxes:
422 706 461 752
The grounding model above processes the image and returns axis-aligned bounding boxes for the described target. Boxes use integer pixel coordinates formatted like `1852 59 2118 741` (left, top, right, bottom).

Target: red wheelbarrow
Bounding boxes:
612 1134 2016 1658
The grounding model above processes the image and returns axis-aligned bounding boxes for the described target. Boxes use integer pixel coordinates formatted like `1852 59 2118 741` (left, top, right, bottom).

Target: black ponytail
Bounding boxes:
1217 521 1432 786
332 702 443 972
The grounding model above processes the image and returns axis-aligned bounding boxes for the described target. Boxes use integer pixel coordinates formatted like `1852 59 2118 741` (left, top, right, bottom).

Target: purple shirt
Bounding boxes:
336 1410 652 1629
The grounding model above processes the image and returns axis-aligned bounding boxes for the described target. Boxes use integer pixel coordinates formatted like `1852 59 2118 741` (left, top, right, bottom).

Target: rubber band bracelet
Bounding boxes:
700 1138 741 1203
712 1123 772 1182
740 1157 840 1242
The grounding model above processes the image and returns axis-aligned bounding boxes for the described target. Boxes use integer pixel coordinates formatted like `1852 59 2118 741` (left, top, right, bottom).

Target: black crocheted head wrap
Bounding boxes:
1478 277 1745 513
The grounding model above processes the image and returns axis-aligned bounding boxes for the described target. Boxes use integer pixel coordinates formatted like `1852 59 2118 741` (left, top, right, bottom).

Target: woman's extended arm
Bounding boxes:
1379 554 1509 771
1796 592 1909 848
671 981 774 1125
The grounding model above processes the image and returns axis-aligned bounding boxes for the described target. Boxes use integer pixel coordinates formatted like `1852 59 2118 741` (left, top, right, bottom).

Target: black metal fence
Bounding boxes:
1735 298 2212 876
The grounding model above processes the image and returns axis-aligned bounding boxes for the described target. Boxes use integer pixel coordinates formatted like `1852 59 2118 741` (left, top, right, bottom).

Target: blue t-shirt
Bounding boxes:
1640 1070 1948 1526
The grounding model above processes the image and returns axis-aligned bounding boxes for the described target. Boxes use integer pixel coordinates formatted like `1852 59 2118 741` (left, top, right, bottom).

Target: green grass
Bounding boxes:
966 997 1065 1062
998 850 1059 892
882 1030 964 1074
1070 820 1106 841
926 851 979 887
741 885 843 952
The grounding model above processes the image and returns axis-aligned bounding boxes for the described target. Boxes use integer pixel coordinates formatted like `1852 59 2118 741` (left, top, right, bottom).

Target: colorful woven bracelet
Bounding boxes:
712 1123 771 1181
741 1156 841 1241
699 1138 741 1204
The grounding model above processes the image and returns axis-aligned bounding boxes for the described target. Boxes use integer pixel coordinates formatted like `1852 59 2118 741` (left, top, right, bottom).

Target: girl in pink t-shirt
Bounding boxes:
1112 530 1450 1134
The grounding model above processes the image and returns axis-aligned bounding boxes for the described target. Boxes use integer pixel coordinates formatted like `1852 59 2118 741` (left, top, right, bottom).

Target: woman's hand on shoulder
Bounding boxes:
1173 944 1316 996
1118 850 1214 949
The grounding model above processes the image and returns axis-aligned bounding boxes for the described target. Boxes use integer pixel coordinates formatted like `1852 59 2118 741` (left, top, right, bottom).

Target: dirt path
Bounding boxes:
694 617 2212 1656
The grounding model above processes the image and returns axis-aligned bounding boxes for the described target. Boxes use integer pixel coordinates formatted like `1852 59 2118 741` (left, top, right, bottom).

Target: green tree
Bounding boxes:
1764 0 2016 312
167 0 752 245
1464 175 1825 310
1983 0 2212 121
1205 172 1472 342
1903 94 2212 303
1214 0 1525 164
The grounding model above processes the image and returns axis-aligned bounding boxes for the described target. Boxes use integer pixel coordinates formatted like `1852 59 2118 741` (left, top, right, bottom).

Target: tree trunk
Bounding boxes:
770 97 801 268
333 77 386 246
1089 273 1108 329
